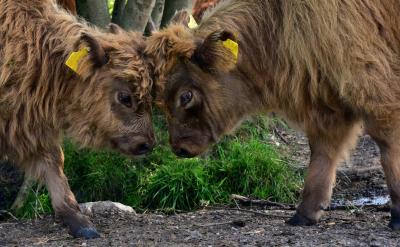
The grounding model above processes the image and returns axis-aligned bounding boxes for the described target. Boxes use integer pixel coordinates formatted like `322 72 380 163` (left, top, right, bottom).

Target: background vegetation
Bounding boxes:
15 116 302 218
77 0 192 31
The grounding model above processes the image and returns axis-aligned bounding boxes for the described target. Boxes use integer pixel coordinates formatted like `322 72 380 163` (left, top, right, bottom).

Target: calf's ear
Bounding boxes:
170 10 191 27
107 23 124 35
79 33 109 68
192 30 238 72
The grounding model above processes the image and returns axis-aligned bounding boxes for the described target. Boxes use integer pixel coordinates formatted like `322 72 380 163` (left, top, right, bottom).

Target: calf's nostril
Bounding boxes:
136 142 153 154
175 148 191 158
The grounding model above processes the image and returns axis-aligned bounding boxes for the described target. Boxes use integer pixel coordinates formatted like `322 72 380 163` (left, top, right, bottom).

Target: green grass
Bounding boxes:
14 187 52 218
14 115 303 218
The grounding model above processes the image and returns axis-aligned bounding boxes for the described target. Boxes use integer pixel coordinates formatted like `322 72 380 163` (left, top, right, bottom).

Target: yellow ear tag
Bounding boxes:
65 47 90 74
222 38 239 63
188 15 198 29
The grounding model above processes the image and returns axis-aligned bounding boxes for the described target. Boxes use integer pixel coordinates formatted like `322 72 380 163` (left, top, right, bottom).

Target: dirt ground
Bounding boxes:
1 131 400 247
1 207 399 247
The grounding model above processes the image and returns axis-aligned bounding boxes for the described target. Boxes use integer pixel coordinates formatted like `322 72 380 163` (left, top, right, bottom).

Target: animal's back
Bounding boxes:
258 0 400 116
199 0 400 125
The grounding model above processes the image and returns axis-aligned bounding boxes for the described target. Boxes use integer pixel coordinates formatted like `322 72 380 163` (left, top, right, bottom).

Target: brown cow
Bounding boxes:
146 0 400 230
1 0 154 239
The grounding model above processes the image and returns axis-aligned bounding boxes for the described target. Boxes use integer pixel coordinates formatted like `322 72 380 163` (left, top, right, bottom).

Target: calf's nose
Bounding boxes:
136 142 154 155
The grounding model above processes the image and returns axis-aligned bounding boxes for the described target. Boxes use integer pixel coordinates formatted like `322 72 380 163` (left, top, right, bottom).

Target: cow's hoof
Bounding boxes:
72 227 100 239
286 212 316 226
389 209 400 231
389 220 400 231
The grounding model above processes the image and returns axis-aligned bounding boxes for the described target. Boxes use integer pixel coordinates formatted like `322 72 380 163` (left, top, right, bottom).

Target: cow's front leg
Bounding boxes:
288 122 361 225
28 147 100 239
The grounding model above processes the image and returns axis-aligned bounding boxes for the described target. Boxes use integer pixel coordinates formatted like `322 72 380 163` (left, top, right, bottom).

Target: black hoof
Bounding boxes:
286 212 316 226
389 209 400 231
71 227 100 239
389 220 400 231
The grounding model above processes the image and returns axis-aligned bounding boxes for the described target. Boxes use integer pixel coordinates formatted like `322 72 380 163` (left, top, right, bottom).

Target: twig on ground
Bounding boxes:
206 205 292 219
230 194 296 209
194 220 246 227
273 127 289 145
0 210 18 221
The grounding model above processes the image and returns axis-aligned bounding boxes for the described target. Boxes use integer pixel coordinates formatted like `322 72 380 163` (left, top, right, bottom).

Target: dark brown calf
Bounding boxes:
146 0 400 230
1 0 153 239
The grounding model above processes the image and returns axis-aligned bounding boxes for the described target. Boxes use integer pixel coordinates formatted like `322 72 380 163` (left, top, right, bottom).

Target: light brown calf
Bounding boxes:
1 0 154 239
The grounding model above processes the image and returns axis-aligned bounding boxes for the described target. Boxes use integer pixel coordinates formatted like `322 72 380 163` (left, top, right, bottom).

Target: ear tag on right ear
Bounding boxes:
188 15 198 29
65 47 90 74
223 38 239 63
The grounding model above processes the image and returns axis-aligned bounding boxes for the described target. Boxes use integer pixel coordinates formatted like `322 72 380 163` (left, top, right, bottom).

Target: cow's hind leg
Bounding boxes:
26 147 100 239
367 118 400 230
288 121 361 225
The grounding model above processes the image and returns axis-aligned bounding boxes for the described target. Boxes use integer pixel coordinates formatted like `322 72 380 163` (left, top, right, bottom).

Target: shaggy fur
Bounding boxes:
146 0 400 230
1 0 153 239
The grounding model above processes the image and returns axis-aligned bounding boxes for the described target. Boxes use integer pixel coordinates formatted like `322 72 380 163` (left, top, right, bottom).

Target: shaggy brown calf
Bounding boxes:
146 0 400 230
1 0 154 239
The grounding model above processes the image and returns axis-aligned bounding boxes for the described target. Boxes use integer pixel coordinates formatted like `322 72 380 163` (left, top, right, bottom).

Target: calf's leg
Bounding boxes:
288 121 361 225
26 147 100 239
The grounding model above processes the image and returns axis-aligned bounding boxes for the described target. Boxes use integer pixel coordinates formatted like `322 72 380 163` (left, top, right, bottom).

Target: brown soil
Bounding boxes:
1 131 399 247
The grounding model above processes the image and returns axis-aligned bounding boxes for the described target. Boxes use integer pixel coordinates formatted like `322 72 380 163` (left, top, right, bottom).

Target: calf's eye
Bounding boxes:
118 92 132 108
180 91 193 107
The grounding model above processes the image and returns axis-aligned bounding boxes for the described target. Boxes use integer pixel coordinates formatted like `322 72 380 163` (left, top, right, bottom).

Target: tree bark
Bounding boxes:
111 0 126 25
151 0 165 29
85 0 110 27
161 0 192 27
76 0 90 20
121 0 156 32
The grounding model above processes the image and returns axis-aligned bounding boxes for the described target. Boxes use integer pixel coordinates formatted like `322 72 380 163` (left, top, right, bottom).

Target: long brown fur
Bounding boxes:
146 0 400 229
1 0 154 238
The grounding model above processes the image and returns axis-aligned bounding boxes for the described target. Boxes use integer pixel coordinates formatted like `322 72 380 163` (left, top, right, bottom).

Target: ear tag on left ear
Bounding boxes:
188 15 198 29
65 47 90 74
222 38 239 63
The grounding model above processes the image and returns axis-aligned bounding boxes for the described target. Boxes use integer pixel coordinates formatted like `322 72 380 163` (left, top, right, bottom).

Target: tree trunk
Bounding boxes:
151 0 165 29
85 0 110 27
76 0 90 20
161 0 192 27
111 0 126 25
121 0 156 32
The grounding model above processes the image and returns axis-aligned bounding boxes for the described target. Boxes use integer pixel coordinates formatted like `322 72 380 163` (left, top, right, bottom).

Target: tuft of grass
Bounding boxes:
142 160 217 211
63 140 135 203
13 116 303 217
210 137 301 203
14 186 52 219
